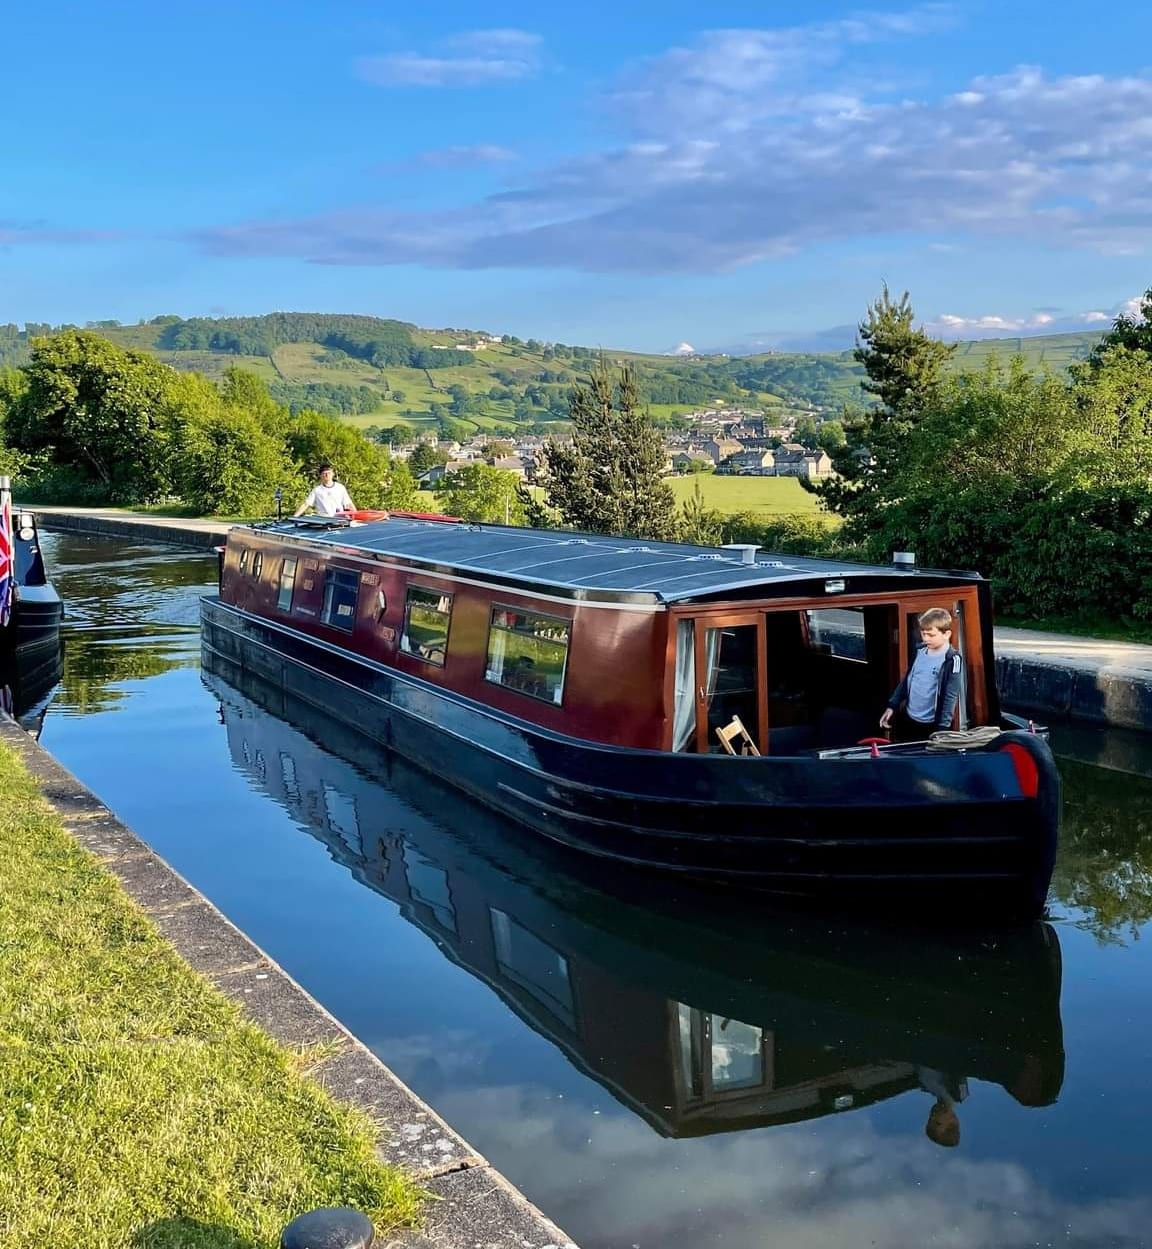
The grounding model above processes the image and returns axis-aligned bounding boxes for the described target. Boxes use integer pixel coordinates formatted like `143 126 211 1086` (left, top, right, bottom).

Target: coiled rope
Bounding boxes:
926 726 1004 751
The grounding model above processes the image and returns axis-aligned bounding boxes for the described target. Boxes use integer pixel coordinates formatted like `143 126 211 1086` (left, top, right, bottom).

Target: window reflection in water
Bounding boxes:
403 844 457 935
677 1003 768 1097
490 908 575 1029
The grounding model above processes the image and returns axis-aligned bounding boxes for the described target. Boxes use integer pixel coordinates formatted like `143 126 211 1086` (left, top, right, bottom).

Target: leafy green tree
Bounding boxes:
220 366 286 431
435 464 526 524
542 361 678 540
1084 288 1152 367
7 330 177 503
817 419 846 453
283 410 394 509
171 374 298 522
381 458 419 511
408 444 450 476
387 420 414 445
390 390 406 404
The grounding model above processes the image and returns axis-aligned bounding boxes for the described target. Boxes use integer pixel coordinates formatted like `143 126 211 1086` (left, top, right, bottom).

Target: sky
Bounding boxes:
2 0 1150 351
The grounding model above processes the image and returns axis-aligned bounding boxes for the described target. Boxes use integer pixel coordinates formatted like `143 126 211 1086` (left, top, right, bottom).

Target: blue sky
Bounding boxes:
2 1 1150 350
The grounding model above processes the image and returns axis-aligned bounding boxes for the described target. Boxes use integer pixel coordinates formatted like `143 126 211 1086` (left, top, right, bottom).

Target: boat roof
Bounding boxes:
243 516 980 605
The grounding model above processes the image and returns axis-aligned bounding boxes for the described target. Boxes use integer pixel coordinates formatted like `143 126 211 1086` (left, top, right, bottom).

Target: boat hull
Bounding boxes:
201 595 1060 919
11 584 64 654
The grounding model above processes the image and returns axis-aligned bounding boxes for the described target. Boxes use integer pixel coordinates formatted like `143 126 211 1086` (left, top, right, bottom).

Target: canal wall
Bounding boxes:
33 507 1152 734
0 715 578 1249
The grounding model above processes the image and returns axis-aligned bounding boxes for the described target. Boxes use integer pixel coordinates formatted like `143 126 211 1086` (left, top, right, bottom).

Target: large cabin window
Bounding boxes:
321 568 360 632
485 606 570 704
401 585 453 665
277 557 298 611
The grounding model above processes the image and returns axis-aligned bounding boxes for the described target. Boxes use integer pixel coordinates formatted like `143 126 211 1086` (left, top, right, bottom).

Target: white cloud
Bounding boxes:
356 28 542 88
921 298 1140 339
201 10 1152 272
429 1082 1152 1248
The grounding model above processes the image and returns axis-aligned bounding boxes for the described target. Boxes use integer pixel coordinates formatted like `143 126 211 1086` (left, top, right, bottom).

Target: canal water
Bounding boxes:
28 532 1152 1248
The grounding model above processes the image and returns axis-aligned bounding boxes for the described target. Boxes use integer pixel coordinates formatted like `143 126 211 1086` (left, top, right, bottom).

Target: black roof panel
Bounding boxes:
245 517 976 605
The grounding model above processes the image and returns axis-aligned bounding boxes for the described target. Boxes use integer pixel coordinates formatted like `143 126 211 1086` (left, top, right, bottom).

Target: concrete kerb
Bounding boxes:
0 717 578 1249
33 508 232 551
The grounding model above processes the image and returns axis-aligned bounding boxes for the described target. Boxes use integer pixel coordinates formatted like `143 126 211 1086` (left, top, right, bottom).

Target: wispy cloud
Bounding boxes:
356 28 542 88
0 222 120 246
199 8 1152 273
413 144 518 168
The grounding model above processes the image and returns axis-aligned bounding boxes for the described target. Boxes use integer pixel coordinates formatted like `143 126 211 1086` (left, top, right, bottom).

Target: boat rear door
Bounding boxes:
693 613 767 754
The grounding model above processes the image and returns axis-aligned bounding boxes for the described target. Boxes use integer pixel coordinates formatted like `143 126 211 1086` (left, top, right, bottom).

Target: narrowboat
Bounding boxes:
200 512 1061 919
0 477 63 659
204 654 1066 1139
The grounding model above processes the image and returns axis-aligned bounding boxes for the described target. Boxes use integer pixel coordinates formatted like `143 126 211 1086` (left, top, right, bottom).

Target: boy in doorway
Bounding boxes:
879 607 963 742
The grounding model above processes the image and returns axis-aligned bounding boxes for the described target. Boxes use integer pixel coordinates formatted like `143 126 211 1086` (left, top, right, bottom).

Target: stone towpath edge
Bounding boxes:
0 716 578 1249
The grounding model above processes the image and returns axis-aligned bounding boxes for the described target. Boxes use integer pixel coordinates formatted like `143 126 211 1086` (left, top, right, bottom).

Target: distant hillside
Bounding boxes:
0 314 1106 437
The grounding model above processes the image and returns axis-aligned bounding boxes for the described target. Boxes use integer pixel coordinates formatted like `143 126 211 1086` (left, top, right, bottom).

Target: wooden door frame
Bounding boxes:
693 612 768 754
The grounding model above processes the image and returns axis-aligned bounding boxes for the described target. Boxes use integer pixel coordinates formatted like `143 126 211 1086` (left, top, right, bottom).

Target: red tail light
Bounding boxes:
1001 742 1040 798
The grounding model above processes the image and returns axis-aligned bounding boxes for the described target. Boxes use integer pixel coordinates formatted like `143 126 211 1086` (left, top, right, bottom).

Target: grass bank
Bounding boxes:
0 744 423 1249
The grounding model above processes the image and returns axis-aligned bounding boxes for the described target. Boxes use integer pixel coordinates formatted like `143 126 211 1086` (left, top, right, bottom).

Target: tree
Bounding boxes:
541 361 678 540
171 377 298 519
408 443 450 476
678 480 724 545
390 389 406 404
381 457 419 511
815 287 955 536
7 330 177 503
1085 288 1152 366
282 409 394 509
387 421 414 445
435 464 526 524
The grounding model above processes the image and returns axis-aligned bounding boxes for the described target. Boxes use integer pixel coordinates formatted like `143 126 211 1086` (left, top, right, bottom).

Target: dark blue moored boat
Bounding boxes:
200 512 1060 920
0 477 63 660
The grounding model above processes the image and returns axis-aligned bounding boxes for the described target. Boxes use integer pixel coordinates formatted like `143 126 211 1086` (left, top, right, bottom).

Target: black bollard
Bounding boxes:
281 1206 375 1249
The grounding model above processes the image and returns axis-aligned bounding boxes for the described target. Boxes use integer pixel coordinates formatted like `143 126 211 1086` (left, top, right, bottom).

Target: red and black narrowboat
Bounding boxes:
200 512 1060 919
0 478 63 661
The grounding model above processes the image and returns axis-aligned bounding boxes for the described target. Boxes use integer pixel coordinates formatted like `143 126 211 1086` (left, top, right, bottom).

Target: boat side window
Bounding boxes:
277 557 298 611
485 606 570 705
321 568 361 632
238 548 249 575
401 585 453 665
252 551 263 579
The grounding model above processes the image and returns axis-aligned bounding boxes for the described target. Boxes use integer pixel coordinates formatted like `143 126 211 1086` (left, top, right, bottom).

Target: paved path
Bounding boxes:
31 506 1152 730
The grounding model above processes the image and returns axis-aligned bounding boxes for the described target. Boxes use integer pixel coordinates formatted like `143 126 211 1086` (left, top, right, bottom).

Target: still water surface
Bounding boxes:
27 531 1152 1249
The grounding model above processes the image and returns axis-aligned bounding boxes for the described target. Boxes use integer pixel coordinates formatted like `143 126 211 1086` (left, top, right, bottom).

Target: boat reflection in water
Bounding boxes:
0 636 63 739
203 649 1064 1144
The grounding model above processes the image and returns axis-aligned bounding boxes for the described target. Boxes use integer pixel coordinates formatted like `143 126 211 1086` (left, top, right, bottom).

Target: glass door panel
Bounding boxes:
698 621 763 753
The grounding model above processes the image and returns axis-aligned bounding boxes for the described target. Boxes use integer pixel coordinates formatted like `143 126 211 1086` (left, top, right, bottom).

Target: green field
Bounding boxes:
666 474 826 516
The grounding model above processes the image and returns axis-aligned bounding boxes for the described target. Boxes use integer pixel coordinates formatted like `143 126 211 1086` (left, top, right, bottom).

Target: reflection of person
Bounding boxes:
918 1067 967 1148
880 607 963 742
294 463 355 517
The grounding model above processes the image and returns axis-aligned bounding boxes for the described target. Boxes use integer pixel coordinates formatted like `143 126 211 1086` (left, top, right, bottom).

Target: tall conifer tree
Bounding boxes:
542 361 678 540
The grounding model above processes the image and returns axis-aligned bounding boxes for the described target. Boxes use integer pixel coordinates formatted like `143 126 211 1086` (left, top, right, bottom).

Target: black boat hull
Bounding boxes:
201 596 1060 919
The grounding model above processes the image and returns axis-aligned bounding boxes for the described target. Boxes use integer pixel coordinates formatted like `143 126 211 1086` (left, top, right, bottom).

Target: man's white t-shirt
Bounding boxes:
303 482 354 516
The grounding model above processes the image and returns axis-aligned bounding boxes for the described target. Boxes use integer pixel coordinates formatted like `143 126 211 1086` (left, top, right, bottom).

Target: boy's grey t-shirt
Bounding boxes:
906 647 948 723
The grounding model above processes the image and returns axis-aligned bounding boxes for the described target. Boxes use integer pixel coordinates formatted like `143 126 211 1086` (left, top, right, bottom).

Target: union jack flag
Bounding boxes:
0 491 13 630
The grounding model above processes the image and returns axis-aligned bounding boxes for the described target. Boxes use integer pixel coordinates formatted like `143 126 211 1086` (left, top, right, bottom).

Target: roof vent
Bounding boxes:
892 550 917 569
722 543 761 565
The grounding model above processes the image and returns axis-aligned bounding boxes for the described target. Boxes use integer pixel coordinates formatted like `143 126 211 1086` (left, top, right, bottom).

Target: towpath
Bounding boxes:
31 506 1152 732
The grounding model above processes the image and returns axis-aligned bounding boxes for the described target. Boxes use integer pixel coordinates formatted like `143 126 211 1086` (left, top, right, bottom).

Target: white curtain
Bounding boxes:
672 621 723 751
672 620 697 752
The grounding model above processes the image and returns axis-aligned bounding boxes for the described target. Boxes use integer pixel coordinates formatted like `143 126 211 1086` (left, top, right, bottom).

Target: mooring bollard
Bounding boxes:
280 1206 375 1249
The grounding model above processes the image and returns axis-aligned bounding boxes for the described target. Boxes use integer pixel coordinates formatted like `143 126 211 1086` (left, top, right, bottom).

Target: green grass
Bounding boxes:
0 745 424 1249
1002 612 1152 645
666 474 828 516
